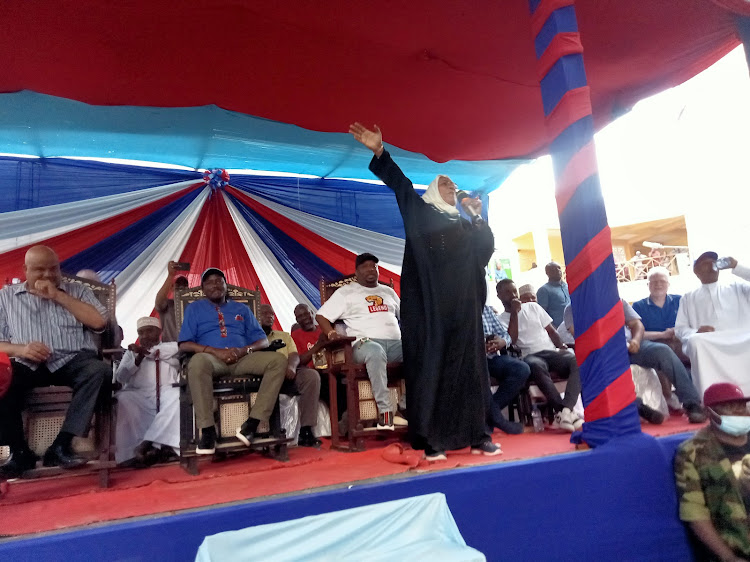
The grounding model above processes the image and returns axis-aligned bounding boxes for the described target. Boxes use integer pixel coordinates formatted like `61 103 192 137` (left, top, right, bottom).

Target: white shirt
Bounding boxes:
115 342 181 394
317 282 401 341
499 302 556 356
675 264 750 341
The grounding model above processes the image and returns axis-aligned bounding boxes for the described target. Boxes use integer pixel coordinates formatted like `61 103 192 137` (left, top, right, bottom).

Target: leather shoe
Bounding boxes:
0 448 39 479
298 428 322 448
43 443 88 469
686 404 707 424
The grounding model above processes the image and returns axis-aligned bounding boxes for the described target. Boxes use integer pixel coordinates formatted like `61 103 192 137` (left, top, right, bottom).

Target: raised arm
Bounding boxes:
155 261 179 312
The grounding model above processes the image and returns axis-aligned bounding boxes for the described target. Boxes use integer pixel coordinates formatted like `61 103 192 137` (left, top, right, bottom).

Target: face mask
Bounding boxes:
719 415 750 436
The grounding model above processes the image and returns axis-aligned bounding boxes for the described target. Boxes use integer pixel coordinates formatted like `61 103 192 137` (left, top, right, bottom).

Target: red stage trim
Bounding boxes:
544 86 593 140
0 183 203 282
565 225 613 293
537 32 584 81
530 0 576 38
584 369 637 422
555 140 597 215
227 187 401 293
574 300 625 366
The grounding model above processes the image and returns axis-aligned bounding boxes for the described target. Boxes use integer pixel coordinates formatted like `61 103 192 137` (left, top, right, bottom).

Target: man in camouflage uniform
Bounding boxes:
674 383 750 561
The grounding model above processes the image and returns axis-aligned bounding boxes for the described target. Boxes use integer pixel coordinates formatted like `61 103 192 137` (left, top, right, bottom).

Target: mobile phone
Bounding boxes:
174 262 191 271
715 257 732 270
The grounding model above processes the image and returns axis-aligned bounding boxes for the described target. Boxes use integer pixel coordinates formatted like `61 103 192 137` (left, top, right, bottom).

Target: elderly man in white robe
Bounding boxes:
115 317 180 466
676 251 750 396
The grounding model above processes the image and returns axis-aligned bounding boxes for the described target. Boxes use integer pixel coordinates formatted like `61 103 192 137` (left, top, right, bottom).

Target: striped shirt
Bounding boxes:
481 305 512 356
0 282 108 372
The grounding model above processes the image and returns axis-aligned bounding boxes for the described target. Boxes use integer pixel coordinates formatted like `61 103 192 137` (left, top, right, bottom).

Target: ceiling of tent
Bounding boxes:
0 1 741 164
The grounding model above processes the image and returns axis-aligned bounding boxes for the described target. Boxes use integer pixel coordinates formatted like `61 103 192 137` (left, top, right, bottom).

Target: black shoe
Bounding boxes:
686 404 707 424
43 443 88 469
637 402 665 425
196 428 216 455
493 414 524 435
0 448 39 479
298 427 322 448
236 418 258 447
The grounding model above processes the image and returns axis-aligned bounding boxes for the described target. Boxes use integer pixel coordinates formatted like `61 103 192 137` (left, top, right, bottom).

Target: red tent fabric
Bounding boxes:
0 1 740 163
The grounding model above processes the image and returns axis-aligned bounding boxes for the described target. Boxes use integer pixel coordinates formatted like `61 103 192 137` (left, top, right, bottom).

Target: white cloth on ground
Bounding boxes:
630 364 669 417
675 264 750 395
114 342 180 463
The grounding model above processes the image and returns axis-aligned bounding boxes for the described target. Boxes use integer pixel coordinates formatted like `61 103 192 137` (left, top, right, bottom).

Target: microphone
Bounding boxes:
457 190 483 223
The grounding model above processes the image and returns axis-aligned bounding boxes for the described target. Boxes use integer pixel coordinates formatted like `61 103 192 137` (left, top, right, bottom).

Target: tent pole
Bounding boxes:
527 0 641 446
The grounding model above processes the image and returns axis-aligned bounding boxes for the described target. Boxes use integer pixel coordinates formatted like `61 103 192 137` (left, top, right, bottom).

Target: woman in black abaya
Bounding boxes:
350 123 498 460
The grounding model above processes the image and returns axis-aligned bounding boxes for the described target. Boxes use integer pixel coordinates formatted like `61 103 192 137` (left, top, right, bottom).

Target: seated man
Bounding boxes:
618 299 705 423
482 305 531 435
518 284 537 304
155 261 190 343
316 253 402 430
178 268 287 455
495 279 582 432
676 252 750 396
536 262 570 328
632 266 687 363
115 317 179 466
0 246 111 477
258 304 321 448
674 383 750 561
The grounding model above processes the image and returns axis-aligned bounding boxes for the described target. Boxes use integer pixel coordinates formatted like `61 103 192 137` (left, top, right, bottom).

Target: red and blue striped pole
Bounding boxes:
528 0 641 446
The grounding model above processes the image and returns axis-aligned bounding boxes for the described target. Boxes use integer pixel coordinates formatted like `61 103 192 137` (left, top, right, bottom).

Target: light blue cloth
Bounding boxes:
195 493 485 562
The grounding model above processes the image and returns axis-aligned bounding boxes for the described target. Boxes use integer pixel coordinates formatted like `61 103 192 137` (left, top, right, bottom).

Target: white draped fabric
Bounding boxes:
224 194 314 331
0 180 200 252
245 193 404 274
116 188 209 344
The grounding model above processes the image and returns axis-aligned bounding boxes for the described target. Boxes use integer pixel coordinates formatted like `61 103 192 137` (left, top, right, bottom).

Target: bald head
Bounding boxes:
258 303 275 330
24 246 61 287
294 303 315 331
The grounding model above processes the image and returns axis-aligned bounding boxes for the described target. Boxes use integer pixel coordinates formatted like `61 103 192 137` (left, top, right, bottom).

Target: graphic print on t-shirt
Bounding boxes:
366 295 389 313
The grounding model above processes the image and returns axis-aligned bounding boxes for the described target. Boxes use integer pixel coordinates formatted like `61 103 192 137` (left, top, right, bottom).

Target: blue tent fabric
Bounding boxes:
0 155 200 213
0 91 524 190
194 493 484 562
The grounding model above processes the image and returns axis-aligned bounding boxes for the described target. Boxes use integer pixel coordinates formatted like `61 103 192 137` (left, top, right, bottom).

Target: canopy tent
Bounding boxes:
1 0 749 446
0 1 742 163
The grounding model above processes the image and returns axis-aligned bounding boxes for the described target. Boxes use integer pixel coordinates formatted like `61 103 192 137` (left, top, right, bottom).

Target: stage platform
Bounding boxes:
0 416 701 561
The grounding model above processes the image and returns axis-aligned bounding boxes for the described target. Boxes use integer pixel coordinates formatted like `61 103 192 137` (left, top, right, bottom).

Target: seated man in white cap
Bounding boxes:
676 252 750 396
115 317 180 466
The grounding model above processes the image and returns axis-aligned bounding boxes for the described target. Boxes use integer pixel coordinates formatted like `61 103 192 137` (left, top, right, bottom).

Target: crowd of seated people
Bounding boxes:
2 245 748 481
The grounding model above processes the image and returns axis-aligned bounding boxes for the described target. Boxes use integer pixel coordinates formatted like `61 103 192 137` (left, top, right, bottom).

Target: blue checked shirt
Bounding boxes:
482 305 512 357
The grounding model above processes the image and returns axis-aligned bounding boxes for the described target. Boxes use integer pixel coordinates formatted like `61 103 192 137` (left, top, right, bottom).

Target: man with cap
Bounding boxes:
258 303 322 448
315 253 403 430
676 252 750 396
178 268 287 455
536 262 570 328
155 261 190 343
675 383 750 561
518 284 537 304
115 317 180 466
0 245 111 478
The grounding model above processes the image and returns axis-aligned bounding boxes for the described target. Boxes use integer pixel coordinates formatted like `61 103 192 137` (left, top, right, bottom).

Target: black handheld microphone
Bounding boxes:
457 190 483 223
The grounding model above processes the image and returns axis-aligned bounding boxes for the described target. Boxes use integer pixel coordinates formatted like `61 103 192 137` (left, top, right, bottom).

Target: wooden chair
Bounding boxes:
0 274 119 487
318 274 407 452
508 372 568 426
174 284 291 475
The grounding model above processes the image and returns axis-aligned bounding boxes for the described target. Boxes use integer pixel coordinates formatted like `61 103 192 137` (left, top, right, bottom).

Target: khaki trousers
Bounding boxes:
187 351 287 430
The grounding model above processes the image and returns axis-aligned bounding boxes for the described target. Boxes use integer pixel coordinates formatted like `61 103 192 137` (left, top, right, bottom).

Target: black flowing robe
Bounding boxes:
370 151 494 451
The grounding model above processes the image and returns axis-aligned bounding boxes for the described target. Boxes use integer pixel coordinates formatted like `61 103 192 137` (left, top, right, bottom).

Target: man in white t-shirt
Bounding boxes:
495 279 582 432
316 253 402 430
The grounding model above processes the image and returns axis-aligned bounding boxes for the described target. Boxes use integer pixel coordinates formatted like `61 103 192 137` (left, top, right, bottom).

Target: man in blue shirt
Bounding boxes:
536 262 570 328
178 268 286 455
632 267 687 364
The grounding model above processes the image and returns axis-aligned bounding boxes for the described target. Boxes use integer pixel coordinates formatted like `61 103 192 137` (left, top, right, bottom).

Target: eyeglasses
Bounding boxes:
216 306 228 338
